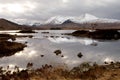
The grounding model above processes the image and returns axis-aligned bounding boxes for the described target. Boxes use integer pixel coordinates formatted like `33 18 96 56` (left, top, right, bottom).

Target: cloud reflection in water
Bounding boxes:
48 37 98 46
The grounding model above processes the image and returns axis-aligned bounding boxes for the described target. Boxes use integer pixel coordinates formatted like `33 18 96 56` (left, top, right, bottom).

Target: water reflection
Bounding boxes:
48 37 98 46
104 57 114 63
0 30 119 69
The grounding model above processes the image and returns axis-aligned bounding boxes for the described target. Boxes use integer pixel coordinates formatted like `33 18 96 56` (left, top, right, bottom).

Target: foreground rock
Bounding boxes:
54 50 62 55
0 41 26 57
77 52 83 58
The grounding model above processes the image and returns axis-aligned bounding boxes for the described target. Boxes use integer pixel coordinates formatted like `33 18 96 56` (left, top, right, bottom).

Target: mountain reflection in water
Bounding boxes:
0 30 119 69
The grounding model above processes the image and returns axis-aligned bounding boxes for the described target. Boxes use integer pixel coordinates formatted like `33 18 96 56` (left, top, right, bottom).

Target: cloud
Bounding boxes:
0 1 36 14
0 0 120 24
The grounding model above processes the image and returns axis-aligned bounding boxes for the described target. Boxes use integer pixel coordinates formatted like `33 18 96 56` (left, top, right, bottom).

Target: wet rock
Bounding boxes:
54 50 62 55
77 52 83 58
41 55 44 57
25 41 28 44
50 36 54 38
61 55 64 57
41 32 49 34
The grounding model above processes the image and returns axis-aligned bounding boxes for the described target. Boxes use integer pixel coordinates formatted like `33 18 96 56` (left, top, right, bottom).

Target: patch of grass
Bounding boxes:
1 62 120 80
0 41 26 57
0 34 16 41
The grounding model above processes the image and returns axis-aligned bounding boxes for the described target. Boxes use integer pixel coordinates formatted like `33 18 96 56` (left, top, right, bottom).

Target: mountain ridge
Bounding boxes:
0 18 34 30
45 13 120 25
0 14 120 30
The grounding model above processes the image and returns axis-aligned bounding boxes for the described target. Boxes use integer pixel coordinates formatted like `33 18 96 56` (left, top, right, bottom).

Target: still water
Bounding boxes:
0 30 120 69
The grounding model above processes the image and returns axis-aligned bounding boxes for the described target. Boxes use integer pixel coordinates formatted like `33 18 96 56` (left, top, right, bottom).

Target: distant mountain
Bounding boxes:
45 16 69 24
0 18 21 30
0 18 32 30
45 13 120 24
1 14 120 30
62 19 75 24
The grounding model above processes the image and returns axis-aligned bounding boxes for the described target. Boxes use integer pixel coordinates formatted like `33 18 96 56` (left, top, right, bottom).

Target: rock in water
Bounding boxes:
54 50 62 55
77 52 83 58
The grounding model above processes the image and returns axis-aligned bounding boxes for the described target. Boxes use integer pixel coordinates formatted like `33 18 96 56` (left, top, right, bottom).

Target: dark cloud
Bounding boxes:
0 0 120 24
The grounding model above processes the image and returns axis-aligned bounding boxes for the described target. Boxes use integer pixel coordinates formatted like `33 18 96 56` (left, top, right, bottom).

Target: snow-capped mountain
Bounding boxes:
45 16 74 24
45 13 120 24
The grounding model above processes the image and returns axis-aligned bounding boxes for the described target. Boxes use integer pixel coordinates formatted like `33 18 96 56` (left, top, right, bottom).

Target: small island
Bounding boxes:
0 34 27 57
17 30 37 33
71 29 120 40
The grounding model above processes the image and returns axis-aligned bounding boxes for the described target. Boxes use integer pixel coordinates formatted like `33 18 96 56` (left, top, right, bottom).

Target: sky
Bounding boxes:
0 0 120 24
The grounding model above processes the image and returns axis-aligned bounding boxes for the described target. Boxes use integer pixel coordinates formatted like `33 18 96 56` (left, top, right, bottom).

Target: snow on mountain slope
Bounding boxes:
92 18 120 23
73 13 98 23
45 13 120 24
45 16 74 24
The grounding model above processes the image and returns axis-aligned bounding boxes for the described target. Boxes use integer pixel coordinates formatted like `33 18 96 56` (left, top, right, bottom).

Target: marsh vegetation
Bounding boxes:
0 62 120 80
